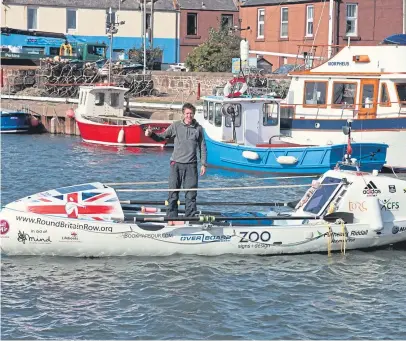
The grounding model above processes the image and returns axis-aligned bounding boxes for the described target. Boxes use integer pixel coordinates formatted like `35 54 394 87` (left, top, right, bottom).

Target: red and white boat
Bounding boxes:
74 85 173 147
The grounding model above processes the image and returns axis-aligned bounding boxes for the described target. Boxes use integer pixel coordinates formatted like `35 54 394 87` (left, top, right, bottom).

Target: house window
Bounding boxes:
380 83 391 106
66 9 77 32
346 4 358 36
221 14 233 30
106 9 116 33
306 5 314 37
280 7 288 38
257 9 265 38
304 81 327 106
332 82 357 108
27 7 37 30
187 13 197 35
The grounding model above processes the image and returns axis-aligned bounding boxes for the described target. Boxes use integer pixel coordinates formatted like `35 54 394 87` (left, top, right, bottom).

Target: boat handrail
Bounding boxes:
281 100 406 119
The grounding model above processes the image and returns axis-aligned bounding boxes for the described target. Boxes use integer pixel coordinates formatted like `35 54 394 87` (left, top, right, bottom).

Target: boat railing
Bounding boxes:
281 100 406 119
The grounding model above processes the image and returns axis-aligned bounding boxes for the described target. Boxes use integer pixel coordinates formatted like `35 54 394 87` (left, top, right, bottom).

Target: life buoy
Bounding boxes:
223 77 248 98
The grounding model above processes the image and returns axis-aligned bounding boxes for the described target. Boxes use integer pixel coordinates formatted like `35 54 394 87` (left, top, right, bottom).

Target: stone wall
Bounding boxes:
150 71 291 98
151 71 233 98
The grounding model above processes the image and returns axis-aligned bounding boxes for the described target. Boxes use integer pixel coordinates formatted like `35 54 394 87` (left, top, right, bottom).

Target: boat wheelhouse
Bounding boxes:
280 45 406 170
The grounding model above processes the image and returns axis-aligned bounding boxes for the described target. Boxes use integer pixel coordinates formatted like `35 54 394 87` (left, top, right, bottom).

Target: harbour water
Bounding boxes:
2 134 406 340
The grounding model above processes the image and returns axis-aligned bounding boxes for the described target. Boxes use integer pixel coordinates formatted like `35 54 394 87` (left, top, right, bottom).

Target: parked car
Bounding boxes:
168 63 189 72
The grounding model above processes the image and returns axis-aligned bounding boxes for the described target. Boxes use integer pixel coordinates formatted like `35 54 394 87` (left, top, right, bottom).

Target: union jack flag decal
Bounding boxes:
25 183 122 221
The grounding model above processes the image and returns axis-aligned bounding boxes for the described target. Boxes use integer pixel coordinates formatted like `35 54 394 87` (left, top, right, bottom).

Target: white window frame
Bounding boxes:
257 8 265 39
346 3 358 36
66 8 77 33
306 5 314 37
27 7 38 30
280 7 288 38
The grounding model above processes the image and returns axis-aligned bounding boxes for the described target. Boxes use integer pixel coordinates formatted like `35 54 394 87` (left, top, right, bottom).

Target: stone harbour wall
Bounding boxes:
151 71 234 98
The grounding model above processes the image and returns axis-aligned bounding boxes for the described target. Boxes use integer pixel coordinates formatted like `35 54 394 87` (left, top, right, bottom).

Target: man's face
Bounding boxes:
183 109 194 125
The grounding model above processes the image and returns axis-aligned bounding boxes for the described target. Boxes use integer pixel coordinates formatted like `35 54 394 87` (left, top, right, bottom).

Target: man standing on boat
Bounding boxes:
145 103 207 218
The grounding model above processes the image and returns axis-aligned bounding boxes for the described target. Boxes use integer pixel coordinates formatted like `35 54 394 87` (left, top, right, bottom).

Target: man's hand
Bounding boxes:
145 126 152 137
200 165 206 176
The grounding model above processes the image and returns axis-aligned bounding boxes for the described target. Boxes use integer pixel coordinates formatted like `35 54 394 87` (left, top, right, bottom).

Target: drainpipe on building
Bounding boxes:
327 0 335 58
403 0 406 34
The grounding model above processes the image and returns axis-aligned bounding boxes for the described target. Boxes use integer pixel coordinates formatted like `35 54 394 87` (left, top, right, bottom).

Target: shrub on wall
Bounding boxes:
185 28 241 72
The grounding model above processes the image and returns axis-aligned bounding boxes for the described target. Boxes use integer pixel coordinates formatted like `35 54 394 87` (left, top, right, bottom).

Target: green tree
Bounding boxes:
129 45 163 70
185 28 241 72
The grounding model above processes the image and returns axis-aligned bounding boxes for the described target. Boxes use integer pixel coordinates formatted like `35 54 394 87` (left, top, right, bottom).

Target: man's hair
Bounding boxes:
182 103 196 115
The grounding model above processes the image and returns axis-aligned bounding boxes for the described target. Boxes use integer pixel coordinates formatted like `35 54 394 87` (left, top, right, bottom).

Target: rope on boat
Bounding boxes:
105 175 317 186
115 183 338 193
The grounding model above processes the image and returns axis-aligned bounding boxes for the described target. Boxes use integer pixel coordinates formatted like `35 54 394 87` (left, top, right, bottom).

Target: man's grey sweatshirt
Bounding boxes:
151 119 207 165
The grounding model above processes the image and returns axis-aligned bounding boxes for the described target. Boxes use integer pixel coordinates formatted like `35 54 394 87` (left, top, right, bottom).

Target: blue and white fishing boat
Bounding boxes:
1 109 32 133
195 95 388 175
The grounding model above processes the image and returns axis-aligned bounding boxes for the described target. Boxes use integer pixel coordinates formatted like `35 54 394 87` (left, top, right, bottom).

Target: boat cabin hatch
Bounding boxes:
76 86 128 118
198 96 282 146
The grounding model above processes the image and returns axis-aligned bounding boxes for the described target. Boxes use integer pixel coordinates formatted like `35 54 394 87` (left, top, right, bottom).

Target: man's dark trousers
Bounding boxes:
167 162 198 217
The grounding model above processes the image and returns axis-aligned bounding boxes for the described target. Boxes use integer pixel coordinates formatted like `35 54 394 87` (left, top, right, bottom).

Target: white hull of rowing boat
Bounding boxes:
2 208 406 257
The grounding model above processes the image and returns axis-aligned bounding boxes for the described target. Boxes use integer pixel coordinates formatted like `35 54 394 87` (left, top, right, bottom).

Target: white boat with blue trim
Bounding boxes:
1 167 406 257
279 44 406 171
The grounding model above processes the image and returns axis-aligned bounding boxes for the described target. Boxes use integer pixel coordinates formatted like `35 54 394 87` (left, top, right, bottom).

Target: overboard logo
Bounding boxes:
180 234 232 243
363 181 381 196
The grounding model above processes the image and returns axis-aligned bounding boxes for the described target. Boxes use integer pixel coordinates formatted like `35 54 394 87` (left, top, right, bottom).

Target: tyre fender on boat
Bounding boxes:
223 77 248 98
117 128 125 143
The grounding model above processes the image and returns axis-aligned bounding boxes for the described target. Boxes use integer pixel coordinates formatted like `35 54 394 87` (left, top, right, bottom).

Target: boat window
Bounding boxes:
380 83 391 106
95 92 105 106
110 93 119 107
208 102 214 124
225 104 242 127
214 103 222 127
332 82 356 108
280 105 295 119
79 91 83 105
303 81 327 106
263 102 279 126
303 177 342 214
396 83 406 102
83 92 87 105
203 101 208 119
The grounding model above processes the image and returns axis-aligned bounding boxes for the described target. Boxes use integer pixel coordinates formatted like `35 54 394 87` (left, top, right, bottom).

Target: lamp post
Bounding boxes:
106 6 125 83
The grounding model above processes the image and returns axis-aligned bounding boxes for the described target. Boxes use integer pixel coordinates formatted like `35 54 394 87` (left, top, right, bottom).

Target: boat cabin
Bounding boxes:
283 45 406 120
197 96 282 146
76 85 128 118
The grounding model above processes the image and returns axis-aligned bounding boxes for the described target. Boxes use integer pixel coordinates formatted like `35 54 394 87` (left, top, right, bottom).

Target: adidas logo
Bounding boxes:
363 181 381 195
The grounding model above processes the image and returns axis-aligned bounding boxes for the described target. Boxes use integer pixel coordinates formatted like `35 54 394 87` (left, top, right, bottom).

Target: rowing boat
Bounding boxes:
1 168 405 257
